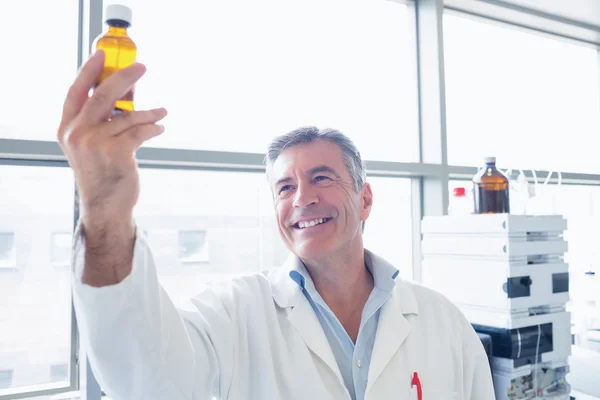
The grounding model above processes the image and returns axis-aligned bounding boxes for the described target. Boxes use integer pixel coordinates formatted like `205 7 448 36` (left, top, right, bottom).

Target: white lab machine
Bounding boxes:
470 311 572 368
421 214 572 400
492 361 571 400
423 256 569 313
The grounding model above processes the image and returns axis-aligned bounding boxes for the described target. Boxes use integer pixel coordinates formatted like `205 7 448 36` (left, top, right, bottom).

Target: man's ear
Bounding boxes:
360 182 373 226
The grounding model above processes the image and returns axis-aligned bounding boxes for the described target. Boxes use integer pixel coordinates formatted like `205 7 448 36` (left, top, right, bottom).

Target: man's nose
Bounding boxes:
292 182 319 208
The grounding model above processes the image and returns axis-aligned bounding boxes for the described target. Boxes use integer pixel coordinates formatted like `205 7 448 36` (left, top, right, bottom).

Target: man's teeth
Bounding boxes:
298 218 328 229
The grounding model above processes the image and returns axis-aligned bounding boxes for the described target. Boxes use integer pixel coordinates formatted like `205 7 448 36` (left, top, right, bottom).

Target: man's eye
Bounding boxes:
279 185 292 194
314 176 331 183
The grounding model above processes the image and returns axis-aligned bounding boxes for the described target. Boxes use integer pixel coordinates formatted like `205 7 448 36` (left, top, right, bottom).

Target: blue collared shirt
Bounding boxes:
289 254 399 400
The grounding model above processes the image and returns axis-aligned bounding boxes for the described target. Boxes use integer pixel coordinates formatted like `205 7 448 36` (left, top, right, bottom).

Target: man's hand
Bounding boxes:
58 50 167 285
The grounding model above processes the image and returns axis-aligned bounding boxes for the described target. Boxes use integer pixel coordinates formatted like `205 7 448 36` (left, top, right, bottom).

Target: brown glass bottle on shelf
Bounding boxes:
93 4 136 113
472 156 510 214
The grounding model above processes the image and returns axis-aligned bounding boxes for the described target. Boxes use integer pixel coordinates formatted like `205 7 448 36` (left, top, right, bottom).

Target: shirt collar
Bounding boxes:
288 249 399 295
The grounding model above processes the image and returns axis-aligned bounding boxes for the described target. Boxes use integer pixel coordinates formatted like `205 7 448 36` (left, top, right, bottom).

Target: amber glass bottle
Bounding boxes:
473 156 510 214
94 4 136 113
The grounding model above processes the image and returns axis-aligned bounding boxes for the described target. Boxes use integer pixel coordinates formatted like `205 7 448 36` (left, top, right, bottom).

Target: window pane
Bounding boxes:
0 166 75 394
49 364 68 382
177 231 209 263
134 169 286 308
135 169 413 307
0 233 16 269
0 1 79 141
51 233 73 267
109 0 418 162
363 177 413 281
0 370 12 389
444 13 600 173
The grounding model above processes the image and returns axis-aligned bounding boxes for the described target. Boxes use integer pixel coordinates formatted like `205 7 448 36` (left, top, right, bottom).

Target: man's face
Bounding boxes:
271 141 373 261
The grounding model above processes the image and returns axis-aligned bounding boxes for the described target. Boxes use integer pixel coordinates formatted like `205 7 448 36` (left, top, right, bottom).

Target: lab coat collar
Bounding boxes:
268 253 305 309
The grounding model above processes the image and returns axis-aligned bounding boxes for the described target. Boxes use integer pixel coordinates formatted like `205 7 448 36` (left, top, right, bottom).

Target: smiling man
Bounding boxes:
63 55 494 400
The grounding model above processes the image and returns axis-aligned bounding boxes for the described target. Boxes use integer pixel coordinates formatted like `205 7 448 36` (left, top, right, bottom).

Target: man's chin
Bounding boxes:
291 241 333 261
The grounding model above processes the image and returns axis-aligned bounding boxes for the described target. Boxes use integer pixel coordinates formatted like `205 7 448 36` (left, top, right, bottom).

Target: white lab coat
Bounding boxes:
72 225 495 400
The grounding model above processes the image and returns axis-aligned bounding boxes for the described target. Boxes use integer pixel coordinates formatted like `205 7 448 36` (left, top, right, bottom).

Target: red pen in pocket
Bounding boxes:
411 372 423 400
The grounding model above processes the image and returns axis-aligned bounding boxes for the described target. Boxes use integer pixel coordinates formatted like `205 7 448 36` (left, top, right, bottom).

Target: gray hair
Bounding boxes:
264 126 367 192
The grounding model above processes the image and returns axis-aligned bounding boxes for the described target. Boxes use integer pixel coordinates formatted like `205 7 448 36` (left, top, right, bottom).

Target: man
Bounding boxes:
59 51 495 400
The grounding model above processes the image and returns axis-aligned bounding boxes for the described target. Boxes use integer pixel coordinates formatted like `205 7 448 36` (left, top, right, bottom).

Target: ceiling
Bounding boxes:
498 0 600 28
443 0 600 46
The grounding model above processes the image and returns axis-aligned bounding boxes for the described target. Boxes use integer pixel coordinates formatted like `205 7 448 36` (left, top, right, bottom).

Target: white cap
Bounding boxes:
105 4 132 25
484 156 496 164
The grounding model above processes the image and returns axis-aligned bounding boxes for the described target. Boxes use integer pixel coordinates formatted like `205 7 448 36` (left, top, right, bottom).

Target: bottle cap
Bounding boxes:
453 187 466 197
105 4 132 25
484 156 496 164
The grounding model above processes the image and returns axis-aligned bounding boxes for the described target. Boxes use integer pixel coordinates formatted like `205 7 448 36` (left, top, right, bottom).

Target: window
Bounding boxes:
0 370 12 390
178 231 209 263
0 1 78 141
51 233 72 267
363 177 413 281
134 169 286 308
50 363 69 382
0 165 75 394
109 0 419 162
0 233 16 269
134 169 413 308
444 13 600 173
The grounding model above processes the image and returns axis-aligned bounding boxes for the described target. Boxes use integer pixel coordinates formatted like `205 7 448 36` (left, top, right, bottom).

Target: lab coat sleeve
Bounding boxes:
71 222 234 400
461 316 496 400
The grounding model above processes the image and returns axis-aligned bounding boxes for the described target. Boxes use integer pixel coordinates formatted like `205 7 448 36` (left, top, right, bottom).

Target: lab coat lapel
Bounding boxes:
268 254 346 387
287 294 345 383
365 280 419 395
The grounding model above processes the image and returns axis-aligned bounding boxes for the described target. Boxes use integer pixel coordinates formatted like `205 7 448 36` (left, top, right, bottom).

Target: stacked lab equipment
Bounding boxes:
421 214 571 400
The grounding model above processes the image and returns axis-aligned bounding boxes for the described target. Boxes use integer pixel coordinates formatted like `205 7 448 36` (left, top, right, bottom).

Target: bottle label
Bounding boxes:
474 186 510 213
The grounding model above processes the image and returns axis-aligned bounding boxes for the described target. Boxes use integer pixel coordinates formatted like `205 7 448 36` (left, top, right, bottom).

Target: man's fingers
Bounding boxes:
80 63 147 124
104 108 168 136
121 123 166 150
59 50 106 136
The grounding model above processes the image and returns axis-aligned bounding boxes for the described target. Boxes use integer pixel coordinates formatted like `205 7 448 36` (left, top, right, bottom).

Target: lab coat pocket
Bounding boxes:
408 386 460 400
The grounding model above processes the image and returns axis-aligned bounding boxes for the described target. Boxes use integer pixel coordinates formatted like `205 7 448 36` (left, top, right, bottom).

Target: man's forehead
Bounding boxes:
271 143 345 178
